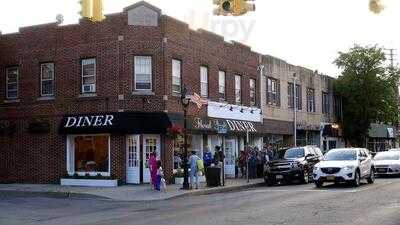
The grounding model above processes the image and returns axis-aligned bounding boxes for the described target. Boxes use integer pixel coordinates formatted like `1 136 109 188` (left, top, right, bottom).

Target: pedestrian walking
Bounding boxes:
189 150 201 189
149 152 158 190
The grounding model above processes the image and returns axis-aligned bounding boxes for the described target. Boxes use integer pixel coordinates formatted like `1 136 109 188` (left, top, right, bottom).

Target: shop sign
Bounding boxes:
192 117 257 133
296 123 321 131
63 115 114 128
59 112 172 135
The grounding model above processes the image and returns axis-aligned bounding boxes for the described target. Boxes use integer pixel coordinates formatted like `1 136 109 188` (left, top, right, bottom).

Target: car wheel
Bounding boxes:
367 168 375 184
302 170 309 184
352 170 361 187
314 181 323 188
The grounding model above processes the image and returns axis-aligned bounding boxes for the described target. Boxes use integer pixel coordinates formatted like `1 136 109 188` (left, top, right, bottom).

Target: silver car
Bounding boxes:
373 151 400 176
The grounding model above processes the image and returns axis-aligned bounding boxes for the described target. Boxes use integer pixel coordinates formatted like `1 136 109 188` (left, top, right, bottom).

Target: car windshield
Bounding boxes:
324 150 357 161
374 153 400 161
284 148 305 159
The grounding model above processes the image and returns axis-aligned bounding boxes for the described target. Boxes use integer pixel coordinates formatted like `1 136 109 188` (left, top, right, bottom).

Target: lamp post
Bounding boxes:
293 73 297 147
180 87 191 190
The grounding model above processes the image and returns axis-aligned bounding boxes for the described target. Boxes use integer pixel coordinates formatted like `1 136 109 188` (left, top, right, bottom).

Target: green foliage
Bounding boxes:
334 45 400 146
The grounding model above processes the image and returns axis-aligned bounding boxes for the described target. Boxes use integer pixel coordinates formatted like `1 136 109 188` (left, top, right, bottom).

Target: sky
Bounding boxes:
1 0 399 76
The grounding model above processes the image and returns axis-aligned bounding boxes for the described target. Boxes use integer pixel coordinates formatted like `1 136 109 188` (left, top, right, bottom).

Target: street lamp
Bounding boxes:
180 87 191 190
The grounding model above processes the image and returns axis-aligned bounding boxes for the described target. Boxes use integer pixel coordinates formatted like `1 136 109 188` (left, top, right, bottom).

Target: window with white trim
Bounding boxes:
250 78 256 106
81 58 96 93
267 77 280 106
134 56 152 91
6 67 19 99
40 63 55 96
218 71 226 100
200 66 208 98
172 59 181 94
307 88 316 112
235 75 242 104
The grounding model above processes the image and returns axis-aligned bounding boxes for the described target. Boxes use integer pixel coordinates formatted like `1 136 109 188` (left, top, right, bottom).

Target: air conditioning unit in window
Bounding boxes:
82 84 95 93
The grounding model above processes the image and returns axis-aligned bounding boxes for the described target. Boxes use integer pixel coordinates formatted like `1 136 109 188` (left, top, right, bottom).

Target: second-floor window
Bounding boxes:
134 56 152 91
172 59 181 94
81 58 96 93
218 71 226 100
40 63 55 97
288 82 302 110
295 84 302 110
200 66 208 98
250 78 256 106
307 88 315 112
322 92 330 114
6 67 19 99
235 75 242 104
267 77 280 106
334 95 342 119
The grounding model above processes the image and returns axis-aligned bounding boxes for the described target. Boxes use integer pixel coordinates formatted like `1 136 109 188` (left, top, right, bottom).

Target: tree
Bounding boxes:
334 45 400 146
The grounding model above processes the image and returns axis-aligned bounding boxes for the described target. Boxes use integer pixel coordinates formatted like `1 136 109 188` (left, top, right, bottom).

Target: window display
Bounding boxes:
73 135 109 173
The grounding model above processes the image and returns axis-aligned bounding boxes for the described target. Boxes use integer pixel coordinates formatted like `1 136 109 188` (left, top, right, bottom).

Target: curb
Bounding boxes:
0 181 265 202
174 181 265 199
0 190 111 200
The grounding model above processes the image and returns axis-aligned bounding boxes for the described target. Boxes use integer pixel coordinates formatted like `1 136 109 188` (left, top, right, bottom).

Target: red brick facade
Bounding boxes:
0 2 260 184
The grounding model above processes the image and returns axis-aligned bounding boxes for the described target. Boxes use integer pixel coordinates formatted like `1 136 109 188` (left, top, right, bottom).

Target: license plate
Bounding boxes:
276 175 284 179
326 176 335 181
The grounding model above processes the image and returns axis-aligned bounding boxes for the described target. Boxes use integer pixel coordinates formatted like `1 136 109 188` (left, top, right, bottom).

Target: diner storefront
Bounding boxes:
170 102 264 178
59 112 172 185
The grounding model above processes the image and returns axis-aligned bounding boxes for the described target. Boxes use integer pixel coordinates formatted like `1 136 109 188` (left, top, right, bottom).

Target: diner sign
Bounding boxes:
191 117 258 133
64 115 114 128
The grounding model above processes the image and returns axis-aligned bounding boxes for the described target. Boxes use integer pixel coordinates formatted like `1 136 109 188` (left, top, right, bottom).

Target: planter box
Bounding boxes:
61 178 118 187
175 177 184 185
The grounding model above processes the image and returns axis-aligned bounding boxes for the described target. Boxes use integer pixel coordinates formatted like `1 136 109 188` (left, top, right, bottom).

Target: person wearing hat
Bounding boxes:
188 150 201 189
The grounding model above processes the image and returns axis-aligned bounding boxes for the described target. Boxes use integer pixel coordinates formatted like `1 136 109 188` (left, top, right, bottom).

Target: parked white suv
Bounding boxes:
313 148 375 188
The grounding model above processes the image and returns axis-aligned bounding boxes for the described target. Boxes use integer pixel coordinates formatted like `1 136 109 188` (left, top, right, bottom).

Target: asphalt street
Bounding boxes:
1 178 400 225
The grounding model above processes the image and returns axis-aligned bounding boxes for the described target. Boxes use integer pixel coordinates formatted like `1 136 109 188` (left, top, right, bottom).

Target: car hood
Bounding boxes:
374 160 400 166
316 160 357 168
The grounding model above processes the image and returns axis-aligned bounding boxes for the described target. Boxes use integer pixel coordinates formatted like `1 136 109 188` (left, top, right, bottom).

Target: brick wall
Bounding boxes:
0 3 261 184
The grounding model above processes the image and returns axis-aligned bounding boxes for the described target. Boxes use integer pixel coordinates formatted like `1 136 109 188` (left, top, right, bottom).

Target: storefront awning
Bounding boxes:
59 112 172 135
368 123 396 139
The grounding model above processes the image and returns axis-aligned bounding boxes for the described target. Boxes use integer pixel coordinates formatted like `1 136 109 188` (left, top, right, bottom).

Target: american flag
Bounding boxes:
189 93 208 109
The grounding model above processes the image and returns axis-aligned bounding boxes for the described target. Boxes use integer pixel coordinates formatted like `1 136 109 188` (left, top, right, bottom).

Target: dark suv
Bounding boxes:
264 146 323 185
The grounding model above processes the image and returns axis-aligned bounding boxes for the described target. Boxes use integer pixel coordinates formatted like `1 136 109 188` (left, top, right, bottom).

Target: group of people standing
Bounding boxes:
153 143 277 191
238 144 276 179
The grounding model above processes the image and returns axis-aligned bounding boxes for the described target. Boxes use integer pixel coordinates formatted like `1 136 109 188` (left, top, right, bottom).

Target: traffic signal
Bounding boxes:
79 0 105 22
92 0 105 22
79 0 92 18
213 0 255 16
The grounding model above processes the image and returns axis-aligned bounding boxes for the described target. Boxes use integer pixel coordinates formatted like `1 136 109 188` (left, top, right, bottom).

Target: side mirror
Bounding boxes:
305 154 313 159
359 156 366 162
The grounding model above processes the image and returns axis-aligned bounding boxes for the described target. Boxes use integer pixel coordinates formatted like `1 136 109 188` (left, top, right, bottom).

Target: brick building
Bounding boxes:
0 1 263 185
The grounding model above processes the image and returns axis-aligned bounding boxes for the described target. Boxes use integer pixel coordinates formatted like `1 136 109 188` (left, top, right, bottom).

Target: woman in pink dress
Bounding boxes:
149 152 158 190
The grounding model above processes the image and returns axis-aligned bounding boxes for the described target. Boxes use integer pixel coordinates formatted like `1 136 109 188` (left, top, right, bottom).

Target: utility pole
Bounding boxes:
293 73 297 147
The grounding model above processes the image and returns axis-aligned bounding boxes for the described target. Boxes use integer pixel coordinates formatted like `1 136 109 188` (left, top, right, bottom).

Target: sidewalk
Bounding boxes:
0 178 264 202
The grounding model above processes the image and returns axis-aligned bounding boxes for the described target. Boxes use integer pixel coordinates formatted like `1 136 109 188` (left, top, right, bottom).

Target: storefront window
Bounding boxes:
72 135 109 173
